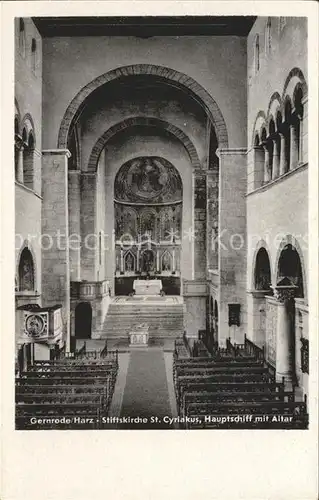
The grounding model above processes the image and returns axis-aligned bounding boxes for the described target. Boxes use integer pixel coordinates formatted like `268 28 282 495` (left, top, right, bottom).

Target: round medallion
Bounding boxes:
25 314 45 337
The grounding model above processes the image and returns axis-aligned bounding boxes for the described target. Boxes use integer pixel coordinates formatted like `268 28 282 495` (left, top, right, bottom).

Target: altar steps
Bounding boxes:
98 300 184 341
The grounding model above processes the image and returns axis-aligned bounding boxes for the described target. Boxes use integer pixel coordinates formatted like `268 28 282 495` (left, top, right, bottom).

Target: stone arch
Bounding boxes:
88 117 201 172
282 95 293 123
15 99 21 134
17 244 36 292
282 67 308 102
267 92 282 126
251 239 273 289
16 240 37 291
254 247 272 291
21 113 36 147
161 249 172 272
124 249 136 273
274 235 307 301
251 110 267 146
57 64 228 150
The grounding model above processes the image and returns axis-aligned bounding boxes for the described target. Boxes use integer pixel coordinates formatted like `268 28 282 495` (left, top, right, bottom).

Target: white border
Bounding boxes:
1 3 318 500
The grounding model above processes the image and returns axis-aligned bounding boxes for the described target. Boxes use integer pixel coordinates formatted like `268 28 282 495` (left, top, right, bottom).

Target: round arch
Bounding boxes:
16 240 37 291
251 110 267 146
282 67 308 102
21 113 36 147
274 235 307 301
87 117 201 172
251 239 273 289
57 64 228 150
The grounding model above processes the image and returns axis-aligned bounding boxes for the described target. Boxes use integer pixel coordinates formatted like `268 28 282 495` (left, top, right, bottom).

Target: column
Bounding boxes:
42 149 71 351
80 172 97 281
136 247 140 272
206 169 219 270
193 170 207 279
120 248 124 274
272 137 280 179
279 133 288 175
273 286 296 382
263 143 271 183
16 144 24 183
290 121 299 169
156 248 160 272
68 170 81 281
218 148 247 347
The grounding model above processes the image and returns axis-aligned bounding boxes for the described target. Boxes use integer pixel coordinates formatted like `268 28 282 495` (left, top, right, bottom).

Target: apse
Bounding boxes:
114 156 183 295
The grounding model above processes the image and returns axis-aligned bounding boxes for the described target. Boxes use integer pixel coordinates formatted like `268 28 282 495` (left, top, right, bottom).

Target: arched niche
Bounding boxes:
254 247 272 291
277 243 304 298
18 247 35 292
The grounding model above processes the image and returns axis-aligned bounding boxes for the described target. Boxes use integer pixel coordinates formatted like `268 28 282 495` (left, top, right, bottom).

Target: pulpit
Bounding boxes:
133 279 162 295
129 323 149 346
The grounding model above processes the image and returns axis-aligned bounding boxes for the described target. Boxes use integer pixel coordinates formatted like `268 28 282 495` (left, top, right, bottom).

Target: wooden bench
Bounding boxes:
174 366 271 387
178 380 285 407
175 373 276 402
181 390 295 417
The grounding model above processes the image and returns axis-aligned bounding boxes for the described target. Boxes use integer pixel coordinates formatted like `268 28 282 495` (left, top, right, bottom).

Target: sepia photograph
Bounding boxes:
13 14 311 431
1 2 318 499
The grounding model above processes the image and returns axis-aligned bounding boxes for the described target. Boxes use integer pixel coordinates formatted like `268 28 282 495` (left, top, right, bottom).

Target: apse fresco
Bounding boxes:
114 156 182 204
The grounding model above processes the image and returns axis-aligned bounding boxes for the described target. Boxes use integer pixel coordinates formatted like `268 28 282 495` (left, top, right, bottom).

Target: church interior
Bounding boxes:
14 16 309 429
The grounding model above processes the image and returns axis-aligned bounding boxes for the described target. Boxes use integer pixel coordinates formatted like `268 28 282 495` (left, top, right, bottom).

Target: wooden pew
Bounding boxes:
181 390 295 418
175 373 276 403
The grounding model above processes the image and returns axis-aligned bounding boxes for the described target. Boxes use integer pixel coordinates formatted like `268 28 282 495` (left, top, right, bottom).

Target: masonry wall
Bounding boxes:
42 36 247 150
247 16 307 146
15 18 43 303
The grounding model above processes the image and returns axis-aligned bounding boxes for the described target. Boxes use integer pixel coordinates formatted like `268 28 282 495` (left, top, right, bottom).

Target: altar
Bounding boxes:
133 279 162 296
129 323 149 346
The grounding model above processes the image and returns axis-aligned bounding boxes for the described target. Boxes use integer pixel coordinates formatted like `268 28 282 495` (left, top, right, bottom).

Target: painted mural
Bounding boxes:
114 156 182 204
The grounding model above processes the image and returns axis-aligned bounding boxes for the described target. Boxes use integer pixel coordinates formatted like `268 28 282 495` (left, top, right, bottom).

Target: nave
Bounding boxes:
15 326 308 430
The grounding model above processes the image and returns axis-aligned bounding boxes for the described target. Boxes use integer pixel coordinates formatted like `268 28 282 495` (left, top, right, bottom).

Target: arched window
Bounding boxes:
19 19 26 57
254 35 260 74
265 18 272 56
31 38 37 73
18 247 35 291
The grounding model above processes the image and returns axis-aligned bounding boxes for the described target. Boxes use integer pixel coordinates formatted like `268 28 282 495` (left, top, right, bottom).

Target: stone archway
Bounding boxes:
88 117 201 172
57 64 228 150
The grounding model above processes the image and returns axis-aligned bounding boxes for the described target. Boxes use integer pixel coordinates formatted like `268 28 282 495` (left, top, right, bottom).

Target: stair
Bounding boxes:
99 298 184 341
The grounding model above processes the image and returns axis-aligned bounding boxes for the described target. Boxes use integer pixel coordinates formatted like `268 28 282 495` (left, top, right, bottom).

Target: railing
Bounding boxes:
244 335 265 361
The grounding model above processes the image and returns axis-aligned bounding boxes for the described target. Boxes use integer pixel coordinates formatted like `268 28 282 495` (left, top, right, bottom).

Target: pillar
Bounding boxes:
290 121 299 169
263 143 271 183
279 133 288 175
68 170 81 281
16 145 24 183
218 148 247 346
42 149 71 351
272 137 280 179
207 168 219 270
193 170 207 279
273 286 296 382
120 248 124 274
80 172 97 281
172 248 176 273
156 248 160 272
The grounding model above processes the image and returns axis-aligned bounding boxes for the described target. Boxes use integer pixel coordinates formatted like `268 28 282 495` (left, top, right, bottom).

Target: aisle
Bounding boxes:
119 348 173 429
